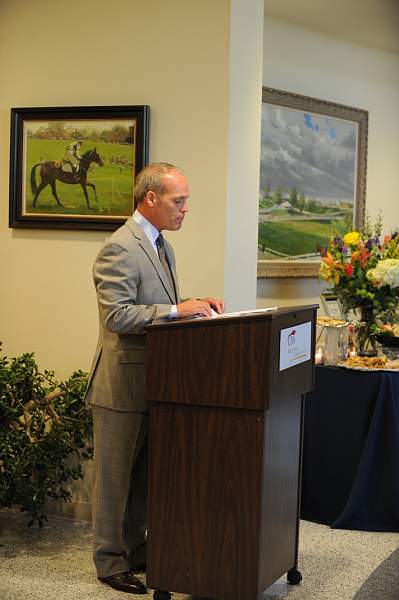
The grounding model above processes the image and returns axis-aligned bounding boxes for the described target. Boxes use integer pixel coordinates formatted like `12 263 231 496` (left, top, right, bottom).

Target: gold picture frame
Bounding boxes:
258 88 368 278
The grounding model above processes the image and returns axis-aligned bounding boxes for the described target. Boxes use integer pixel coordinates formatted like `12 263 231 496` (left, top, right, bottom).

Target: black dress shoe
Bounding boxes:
98 571 147 594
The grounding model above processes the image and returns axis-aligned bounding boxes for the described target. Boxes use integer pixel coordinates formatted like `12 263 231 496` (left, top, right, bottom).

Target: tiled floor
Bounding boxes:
1 509 398 600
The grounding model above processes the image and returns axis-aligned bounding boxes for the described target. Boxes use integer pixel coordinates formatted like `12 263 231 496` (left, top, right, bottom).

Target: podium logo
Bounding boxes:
287 329 296 346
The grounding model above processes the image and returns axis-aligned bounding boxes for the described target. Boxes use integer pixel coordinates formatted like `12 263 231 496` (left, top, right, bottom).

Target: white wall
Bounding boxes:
258 16 399 308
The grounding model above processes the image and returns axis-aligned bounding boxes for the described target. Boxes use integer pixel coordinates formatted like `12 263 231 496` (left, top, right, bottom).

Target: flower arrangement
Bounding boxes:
367 259 399 288
319 218 399 351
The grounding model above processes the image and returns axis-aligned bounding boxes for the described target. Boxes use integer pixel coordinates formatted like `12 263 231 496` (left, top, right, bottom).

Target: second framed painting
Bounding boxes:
258 88 368 277
9 105 149 230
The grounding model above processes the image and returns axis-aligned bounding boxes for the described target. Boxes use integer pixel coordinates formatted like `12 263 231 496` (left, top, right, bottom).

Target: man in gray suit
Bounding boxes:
86 162 225 594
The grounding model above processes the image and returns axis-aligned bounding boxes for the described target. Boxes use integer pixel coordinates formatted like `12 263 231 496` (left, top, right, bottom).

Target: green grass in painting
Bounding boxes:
26 139 135 216
258 219 348 257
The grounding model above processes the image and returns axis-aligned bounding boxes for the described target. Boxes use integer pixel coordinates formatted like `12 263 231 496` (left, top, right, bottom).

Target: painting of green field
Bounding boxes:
258 219 348 259
25 139 135 216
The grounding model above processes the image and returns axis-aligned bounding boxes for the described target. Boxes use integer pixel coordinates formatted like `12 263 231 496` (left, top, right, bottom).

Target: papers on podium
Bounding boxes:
208 307 278 318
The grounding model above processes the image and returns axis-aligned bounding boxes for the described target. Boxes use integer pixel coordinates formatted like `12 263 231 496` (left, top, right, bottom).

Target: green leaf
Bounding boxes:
0 343 92 526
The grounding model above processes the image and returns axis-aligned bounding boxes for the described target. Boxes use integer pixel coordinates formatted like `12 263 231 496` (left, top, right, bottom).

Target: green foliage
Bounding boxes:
297 193 306 212
288 188 298 207
362 211 383 239
0 344 93 527
272 186 283 205
259 197 274 209
263 182 270 199
28 122 131 144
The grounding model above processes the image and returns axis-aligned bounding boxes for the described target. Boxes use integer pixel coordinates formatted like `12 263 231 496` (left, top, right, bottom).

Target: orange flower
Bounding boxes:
344 263 353 276
320 252 342 284
323 251 342 269
352 248 369 268
359 248 369 268
322 251 334 267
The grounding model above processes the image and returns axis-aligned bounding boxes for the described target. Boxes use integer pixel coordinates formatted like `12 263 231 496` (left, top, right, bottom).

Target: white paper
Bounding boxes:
209 307 278 319
279 321 312 371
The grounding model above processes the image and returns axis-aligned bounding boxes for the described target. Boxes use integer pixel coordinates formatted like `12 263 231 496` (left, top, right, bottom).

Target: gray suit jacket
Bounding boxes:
86 217 180 412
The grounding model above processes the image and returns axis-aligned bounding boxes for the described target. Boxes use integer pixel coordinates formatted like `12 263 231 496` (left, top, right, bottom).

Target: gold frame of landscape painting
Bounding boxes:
257 88 368 278
9 105 149 231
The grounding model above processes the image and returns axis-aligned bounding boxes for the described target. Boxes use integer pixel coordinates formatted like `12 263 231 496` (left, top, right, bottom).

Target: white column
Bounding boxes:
224 0 264 310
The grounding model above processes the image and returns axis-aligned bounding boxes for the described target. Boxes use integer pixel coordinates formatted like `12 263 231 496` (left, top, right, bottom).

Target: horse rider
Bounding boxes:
64 138 83 177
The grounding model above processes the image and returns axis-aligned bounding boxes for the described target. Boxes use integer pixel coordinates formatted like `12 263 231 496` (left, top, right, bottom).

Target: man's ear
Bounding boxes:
144 191 156 207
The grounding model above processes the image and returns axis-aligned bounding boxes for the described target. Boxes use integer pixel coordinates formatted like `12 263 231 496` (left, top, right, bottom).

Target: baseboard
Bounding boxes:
45 499 92 522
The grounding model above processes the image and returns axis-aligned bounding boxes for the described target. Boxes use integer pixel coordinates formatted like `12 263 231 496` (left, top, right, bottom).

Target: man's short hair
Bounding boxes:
134 162 182 204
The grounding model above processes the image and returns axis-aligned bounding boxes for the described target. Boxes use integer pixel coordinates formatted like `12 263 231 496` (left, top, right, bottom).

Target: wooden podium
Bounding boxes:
145 305 317 600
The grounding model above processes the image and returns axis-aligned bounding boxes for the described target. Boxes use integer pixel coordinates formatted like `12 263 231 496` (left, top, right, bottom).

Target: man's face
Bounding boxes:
150 170 189 231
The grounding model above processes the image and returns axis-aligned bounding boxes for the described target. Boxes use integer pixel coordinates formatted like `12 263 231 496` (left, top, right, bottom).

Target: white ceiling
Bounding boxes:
265 0 399 54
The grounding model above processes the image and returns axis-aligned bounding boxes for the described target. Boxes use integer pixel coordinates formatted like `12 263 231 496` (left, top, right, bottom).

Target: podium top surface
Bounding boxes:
146 303 318 332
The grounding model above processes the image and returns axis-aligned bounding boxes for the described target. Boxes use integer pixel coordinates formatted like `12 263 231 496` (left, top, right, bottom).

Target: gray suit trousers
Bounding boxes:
92 406 148 577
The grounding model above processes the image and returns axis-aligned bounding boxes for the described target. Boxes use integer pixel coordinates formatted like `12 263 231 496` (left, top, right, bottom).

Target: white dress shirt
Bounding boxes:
133 210 177 317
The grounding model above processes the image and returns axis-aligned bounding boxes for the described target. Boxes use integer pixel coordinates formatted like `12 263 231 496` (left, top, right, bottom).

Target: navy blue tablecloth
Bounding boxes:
301 365 399 532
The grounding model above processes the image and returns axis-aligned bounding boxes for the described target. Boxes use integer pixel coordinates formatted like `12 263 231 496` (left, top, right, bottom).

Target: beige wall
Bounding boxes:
0 0 263 378
2 6 398 375
258 16 399 309
0 0 264 520
2 1 397 519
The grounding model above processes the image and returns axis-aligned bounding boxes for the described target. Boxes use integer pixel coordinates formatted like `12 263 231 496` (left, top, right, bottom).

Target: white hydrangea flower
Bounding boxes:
367 259 399 288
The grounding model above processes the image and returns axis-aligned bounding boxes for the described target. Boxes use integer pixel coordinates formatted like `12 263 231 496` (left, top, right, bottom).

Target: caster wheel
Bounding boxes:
153 591 171 600
287 569 302 585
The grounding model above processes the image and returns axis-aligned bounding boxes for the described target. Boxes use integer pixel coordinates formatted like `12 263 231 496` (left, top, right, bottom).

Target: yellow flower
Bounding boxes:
343 231 360 246
319 253 341 285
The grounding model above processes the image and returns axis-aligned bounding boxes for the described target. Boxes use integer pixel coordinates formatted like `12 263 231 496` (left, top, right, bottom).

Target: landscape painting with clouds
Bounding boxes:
258 103 358 262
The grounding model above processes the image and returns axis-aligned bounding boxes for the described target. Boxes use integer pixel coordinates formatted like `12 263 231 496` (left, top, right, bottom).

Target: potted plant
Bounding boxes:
0 344 93 526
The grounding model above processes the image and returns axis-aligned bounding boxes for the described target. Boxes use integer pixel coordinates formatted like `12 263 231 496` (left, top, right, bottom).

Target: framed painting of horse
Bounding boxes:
9 105 149 230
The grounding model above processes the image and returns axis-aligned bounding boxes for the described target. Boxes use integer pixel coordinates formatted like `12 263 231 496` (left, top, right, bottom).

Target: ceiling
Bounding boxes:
264 0 399 55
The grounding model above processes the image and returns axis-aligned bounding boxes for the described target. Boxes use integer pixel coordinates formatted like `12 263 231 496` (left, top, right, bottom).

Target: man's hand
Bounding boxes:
177 299 213 318
177 297 226 318
201 297 226 314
